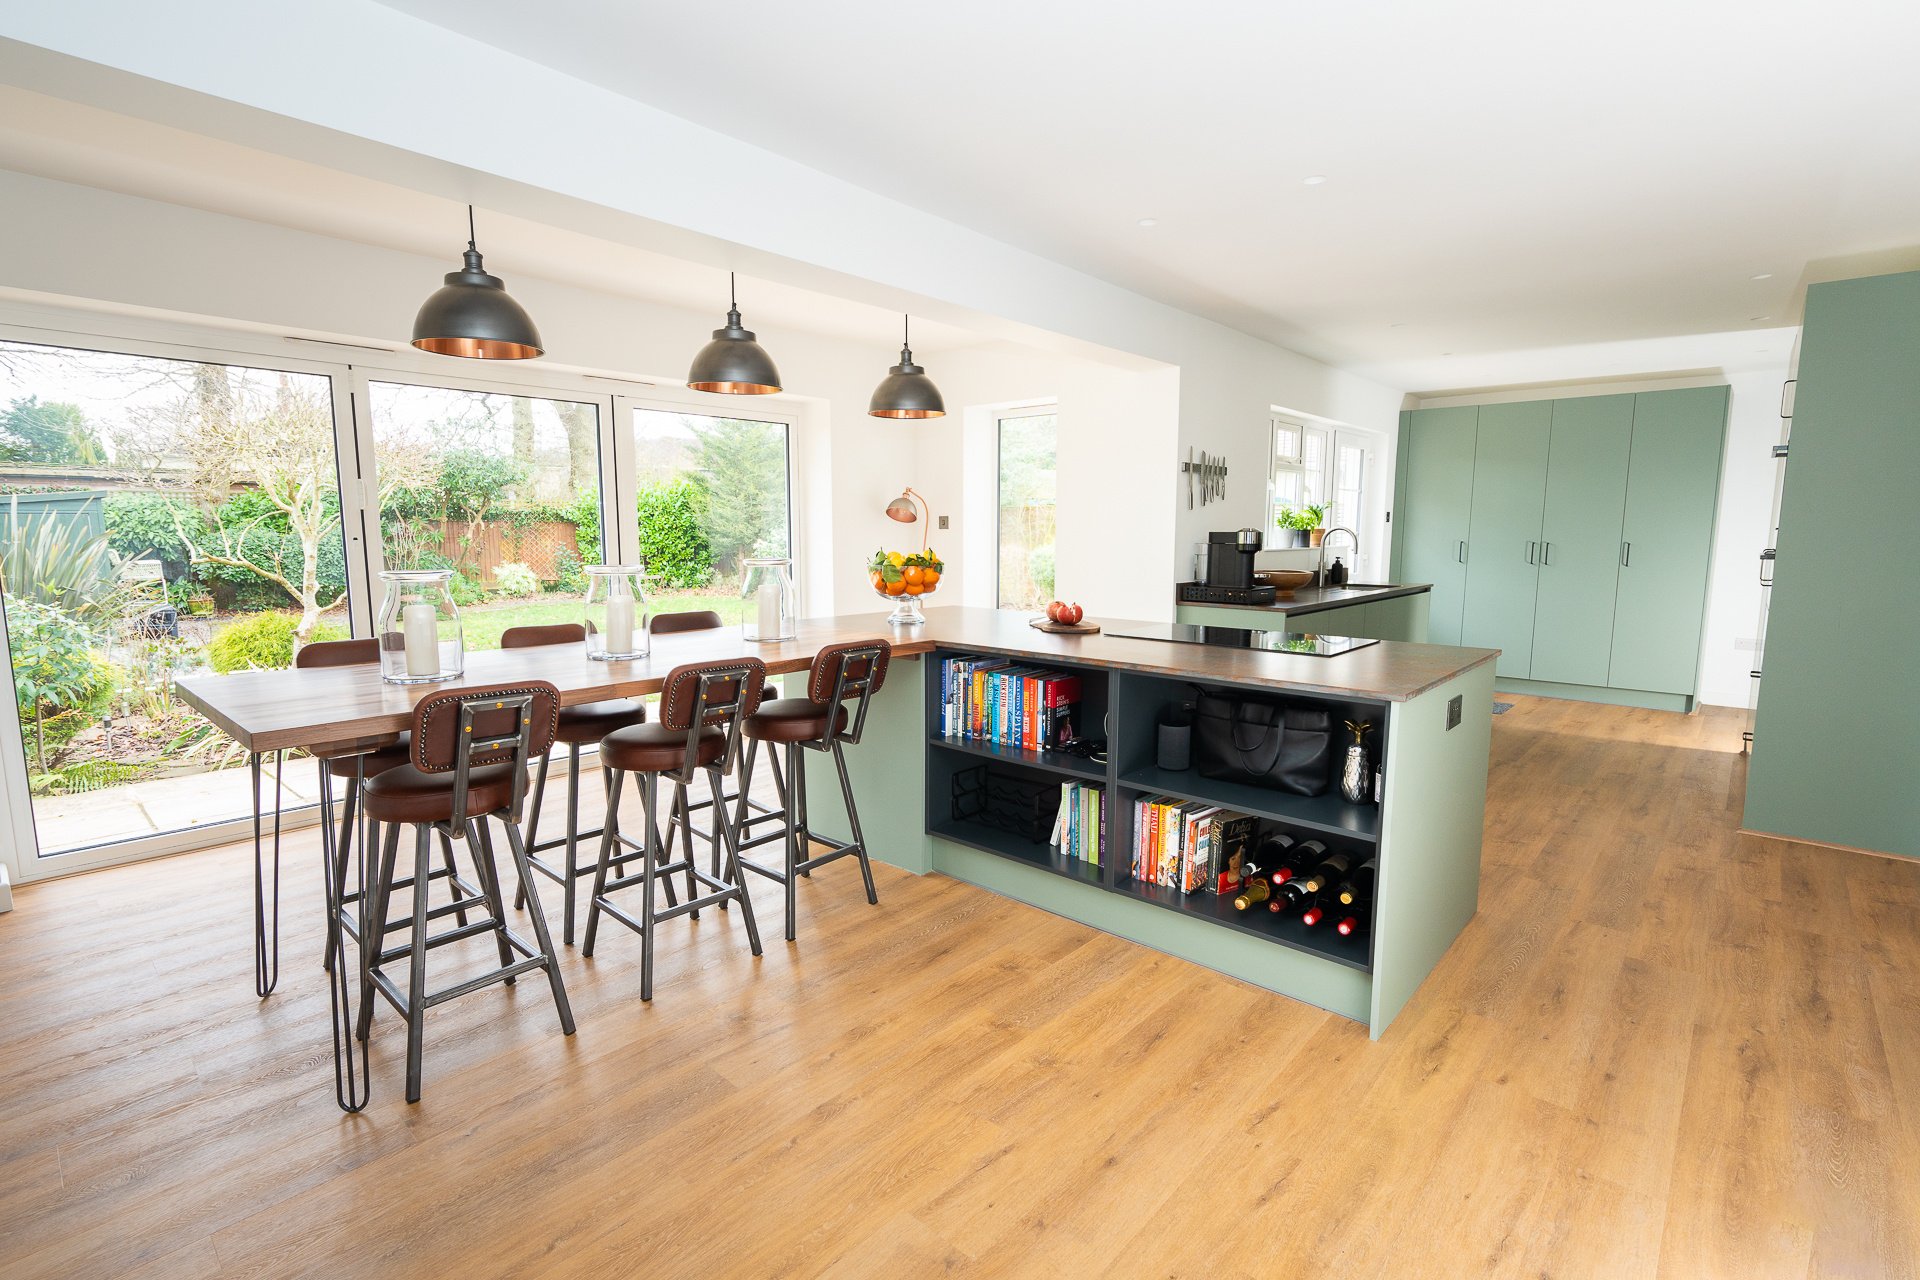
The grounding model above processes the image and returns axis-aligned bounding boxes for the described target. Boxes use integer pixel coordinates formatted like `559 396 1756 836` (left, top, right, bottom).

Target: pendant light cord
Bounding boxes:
467 204 477 252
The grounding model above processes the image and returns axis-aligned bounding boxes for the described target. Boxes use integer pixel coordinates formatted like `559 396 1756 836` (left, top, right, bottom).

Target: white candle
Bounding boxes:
402 601 439 677
755 580 782 639
605 593 635 656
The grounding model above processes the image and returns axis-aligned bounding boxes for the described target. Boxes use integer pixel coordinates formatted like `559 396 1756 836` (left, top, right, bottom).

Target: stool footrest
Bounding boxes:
368 951 550 1019
740 839 861 884
366 914 507 965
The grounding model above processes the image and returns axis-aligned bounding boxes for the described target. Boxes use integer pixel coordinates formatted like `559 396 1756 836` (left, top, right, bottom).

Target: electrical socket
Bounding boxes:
938 515 949 529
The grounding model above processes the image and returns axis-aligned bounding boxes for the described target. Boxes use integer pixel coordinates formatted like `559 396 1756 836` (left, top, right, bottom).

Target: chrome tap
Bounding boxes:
1317 526 1359 586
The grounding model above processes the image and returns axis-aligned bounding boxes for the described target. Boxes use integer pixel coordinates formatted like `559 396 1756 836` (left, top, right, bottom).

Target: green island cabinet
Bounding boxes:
798 614 1498 1039
1744 271 1920 859
1173 591 1431 642
1392 386 1728 711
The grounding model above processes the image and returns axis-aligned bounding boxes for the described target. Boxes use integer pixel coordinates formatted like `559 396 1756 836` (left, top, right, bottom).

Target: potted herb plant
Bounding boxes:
1274 507 1306 549
1303 504 1330 547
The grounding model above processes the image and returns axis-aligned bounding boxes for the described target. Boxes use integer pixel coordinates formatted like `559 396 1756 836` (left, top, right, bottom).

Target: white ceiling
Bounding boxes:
0 86 989 359
378 0 1920 386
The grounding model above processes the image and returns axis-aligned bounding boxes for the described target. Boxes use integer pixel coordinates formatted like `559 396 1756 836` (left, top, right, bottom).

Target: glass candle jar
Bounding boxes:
376 568 464 685
584 565 649 661
740 557 797 642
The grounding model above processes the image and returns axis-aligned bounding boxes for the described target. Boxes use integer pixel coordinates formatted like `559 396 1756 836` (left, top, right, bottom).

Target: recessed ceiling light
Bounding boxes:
1303 175 1327 186
1137 217 1158 228
1750 272 1773 281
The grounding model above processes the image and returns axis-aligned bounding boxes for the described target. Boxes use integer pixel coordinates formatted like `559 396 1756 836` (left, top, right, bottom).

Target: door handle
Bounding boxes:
1526 540 1537 565
1457 540 1466 564
1621 541 1631 567
1759 548 1775 585
1542 542 1553 566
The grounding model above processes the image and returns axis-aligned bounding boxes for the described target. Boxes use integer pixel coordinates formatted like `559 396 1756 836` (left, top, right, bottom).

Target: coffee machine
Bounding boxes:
1180 528 1277 605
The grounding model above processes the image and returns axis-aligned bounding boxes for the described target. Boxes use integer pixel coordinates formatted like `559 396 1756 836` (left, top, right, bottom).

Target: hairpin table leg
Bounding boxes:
250 750 284 998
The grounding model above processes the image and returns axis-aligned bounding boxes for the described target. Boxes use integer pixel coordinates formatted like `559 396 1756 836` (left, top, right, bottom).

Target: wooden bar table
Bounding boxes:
173 615 912 1110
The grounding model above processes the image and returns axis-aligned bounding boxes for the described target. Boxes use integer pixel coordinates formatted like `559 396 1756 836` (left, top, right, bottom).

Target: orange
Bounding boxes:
922 569 941 586
884 579 906 596
869 570 884 590
903 565 924 585
905 582 925 595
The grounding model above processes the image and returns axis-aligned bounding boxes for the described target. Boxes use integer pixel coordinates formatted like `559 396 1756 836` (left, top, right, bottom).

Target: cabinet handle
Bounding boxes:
1457 540 1466 564
1542 542 1553 566
1621 541 1631 567
1759 547 1775 586
1526 540 1536 565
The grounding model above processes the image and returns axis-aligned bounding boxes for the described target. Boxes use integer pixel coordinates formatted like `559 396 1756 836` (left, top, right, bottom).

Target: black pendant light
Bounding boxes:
687 272 782 394
411 206 544 360
868 314 945 419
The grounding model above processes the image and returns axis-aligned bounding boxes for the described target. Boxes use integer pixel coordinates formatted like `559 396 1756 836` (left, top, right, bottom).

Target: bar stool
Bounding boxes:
296 638 472 972
356 681 575 1102
582 657 767 1000
650 610 782 879
501 623 647 945
736 640 890 941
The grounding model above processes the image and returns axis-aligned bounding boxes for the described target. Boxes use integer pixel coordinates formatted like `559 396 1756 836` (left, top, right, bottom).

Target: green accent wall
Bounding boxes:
1745 271 1920 858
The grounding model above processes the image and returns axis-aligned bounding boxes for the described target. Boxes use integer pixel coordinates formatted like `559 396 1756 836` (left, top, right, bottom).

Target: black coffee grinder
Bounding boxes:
1179 528 1277 604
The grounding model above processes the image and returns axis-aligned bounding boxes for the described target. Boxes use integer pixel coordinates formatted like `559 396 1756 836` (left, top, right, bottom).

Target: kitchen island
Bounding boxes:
1175 581 1433 641
800 606 1494 1038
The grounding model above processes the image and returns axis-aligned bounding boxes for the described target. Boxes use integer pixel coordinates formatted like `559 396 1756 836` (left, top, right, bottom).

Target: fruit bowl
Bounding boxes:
868 548 944 625
1255 569 1314 598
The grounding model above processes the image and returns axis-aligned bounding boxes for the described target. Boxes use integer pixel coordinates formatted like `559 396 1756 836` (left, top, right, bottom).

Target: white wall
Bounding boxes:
1415 369 1789 707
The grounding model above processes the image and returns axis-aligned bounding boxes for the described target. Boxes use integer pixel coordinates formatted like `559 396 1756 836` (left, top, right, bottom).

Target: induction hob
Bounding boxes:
1107 623 1379 656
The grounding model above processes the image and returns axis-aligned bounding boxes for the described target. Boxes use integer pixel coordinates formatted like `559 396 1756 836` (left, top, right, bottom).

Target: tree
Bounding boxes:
0 396 105 466
161 366 430 641
689 417 788 573
560 402 597 494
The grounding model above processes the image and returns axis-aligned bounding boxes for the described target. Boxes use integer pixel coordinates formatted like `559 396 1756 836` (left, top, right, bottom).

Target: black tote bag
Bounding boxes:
1191 690 1334 796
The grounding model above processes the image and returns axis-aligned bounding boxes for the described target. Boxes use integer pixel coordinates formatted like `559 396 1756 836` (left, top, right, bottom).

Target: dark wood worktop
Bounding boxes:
1175 582 1432 617
175 605 1496 753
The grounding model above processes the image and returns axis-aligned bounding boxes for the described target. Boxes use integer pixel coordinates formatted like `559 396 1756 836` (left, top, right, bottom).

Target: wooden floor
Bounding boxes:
2 696 1917 1278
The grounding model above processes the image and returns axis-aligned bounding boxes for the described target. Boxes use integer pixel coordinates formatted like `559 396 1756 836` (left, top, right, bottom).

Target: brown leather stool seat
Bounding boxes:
743 698 848 744
553 700 645 744
362 762 519 826
651 610 780 704
327 734 411 778
601 723 727 773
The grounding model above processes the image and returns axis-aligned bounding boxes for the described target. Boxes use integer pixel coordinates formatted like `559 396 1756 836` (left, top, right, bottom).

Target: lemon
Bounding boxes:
887 551 904 566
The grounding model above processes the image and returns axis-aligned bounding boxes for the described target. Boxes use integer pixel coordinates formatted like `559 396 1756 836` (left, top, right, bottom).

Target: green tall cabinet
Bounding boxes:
1530 394 1634 686
1395 386 1727 709
1398 406 1479 645
1459 402 1549 676
1745 271 1920 859
1608 386 1729 695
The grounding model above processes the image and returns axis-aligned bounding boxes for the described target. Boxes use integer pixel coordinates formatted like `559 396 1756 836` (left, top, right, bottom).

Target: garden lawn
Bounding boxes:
460 591 751 651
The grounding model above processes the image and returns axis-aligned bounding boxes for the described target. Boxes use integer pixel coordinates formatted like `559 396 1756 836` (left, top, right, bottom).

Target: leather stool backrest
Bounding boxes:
649 609 724 635
410 681 560 827
295 637 379 668
808 640 891 746
500 623 586 649
659 658 767 781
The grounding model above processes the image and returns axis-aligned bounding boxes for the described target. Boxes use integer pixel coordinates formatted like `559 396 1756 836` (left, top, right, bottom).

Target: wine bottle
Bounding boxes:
1301 902 1327 927
1286 838 1328 875
1232 878 1272 911
1336 915 1369 939
1255 832 1296 870
1337 857 1377 907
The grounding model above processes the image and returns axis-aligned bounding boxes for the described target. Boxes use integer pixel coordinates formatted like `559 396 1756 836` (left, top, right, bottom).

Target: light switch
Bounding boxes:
938 515 949 529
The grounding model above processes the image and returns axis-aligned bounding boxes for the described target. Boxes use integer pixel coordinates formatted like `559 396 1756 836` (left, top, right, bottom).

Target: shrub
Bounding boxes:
105 493 207 580
492 561 539 598
207 612 345 673
7 594 104 718
0 515 111 612
551 547 586 594
635 479 713 589
447 571 485 607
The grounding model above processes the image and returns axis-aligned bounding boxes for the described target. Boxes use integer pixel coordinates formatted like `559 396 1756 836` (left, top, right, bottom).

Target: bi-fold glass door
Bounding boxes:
0 330 365 878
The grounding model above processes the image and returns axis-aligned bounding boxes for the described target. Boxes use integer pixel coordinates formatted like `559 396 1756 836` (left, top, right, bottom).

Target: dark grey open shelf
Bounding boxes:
929 818 1105 889
929 734 1106 782
1115 766 1380 842
1115 874 1373 972
924 647 1380 976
